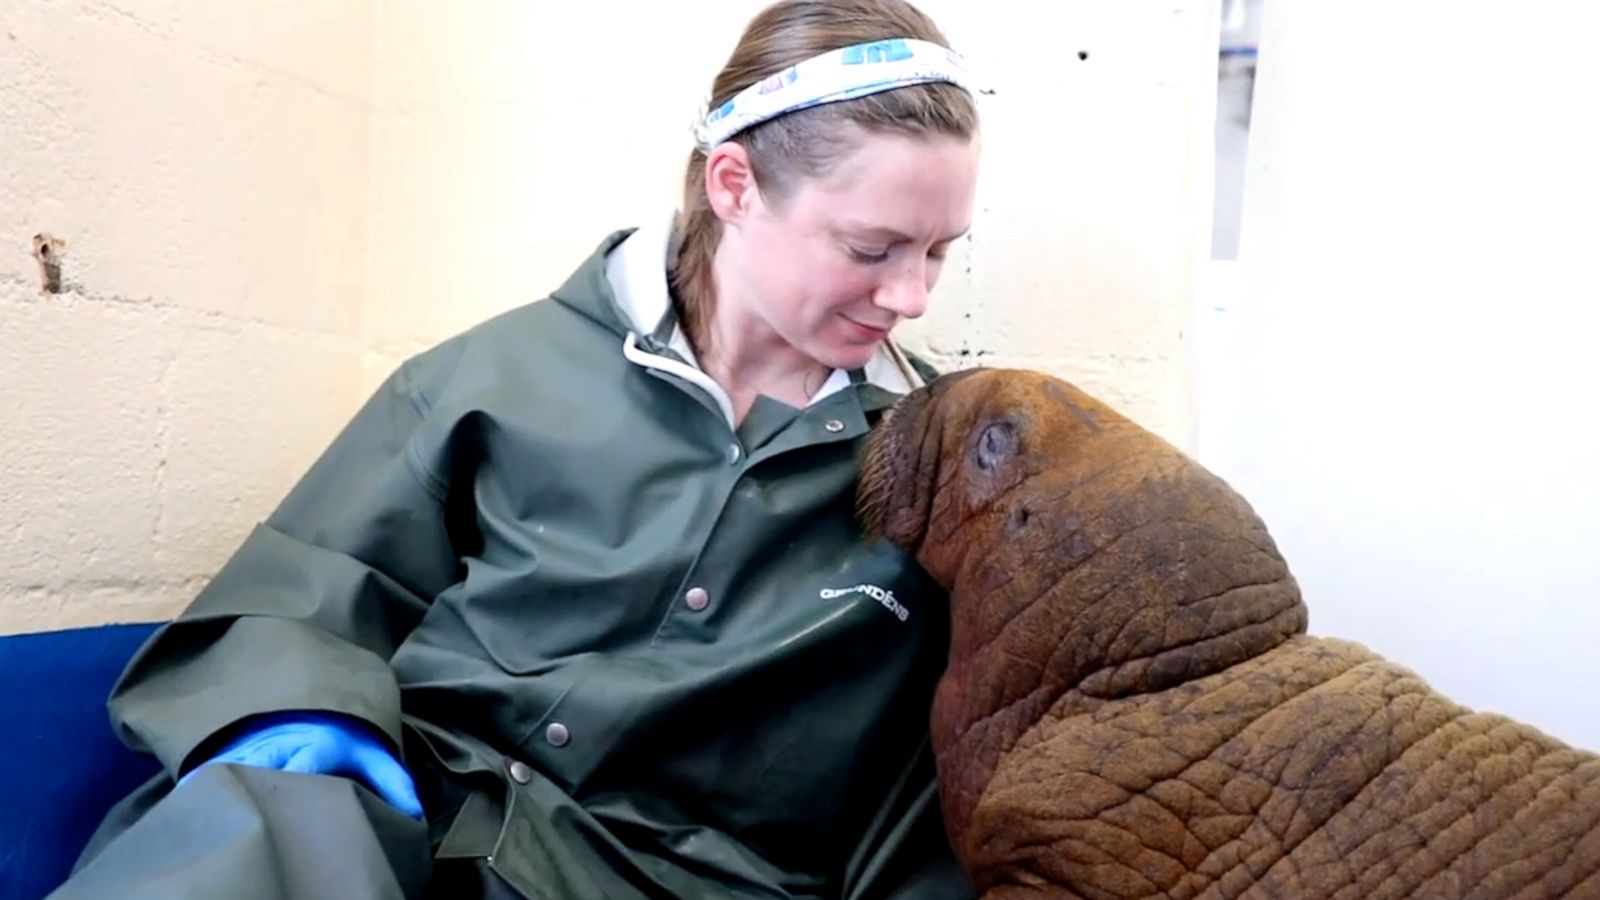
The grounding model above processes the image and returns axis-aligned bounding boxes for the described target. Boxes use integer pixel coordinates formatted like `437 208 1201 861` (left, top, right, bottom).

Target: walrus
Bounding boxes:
857 368 1600 899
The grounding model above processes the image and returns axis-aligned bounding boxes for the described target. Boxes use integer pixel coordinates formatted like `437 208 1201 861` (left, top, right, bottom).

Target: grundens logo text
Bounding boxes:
819 584 910 622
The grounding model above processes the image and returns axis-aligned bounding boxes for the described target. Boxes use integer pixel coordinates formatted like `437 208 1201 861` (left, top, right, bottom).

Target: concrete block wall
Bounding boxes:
1 1 376 633
4 0 1213 634
899 1 1215 445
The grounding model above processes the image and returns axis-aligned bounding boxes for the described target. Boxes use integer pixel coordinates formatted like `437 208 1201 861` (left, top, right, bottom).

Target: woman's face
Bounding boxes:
714 130 981 371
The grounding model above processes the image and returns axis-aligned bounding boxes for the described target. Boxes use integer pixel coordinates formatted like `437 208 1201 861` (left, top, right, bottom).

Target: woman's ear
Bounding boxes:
703 142 759 224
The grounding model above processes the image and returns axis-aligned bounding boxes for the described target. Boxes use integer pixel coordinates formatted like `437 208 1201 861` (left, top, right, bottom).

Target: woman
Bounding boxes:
54 1 981 897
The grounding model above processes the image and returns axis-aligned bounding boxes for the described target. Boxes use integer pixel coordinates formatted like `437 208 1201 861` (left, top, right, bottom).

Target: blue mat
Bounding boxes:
0 623 164 900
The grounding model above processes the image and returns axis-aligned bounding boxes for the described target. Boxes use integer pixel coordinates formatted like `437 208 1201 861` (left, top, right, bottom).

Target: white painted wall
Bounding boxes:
1198 3 1600 747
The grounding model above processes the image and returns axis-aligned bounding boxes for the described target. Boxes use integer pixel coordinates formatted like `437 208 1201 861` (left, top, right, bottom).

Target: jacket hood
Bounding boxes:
548 227 642 339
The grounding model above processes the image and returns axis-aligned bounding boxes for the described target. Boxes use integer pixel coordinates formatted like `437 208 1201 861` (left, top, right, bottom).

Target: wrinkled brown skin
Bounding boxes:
857 368 1600 900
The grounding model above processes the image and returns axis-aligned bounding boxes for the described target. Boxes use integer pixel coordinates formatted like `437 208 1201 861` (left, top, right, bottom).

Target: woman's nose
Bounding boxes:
874 265 930 320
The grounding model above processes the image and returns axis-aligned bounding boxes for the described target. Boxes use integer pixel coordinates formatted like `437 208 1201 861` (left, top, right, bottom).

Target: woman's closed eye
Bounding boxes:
850 243 951 265
849 245 891 264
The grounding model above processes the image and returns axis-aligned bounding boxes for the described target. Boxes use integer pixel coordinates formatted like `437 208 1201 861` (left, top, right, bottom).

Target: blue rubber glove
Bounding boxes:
178 711 424 819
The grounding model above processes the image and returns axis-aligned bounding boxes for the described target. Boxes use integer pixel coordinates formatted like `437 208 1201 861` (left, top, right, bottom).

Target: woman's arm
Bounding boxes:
106 352 469 781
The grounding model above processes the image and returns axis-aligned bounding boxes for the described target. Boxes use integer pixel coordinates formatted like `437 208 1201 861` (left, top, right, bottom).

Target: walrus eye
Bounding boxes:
975 421 1018 472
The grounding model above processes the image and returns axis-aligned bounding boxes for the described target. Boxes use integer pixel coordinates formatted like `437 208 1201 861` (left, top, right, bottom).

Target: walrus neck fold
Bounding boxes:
930 453 1310 850
1071 585 1308 700
955 460 1309 702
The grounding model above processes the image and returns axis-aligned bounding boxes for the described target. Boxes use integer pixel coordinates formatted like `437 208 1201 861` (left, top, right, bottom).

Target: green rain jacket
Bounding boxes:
86 217 970 900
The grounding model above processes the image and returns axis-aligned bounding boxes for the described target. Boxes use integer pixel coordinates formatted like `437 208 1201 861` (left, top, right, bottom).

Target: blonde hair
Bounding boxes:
671 0 979 356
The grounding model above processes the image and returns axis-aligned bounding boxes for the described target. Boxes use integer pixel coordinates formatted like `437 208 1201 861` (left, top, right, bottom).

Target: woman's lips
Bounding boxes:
841 314 892 341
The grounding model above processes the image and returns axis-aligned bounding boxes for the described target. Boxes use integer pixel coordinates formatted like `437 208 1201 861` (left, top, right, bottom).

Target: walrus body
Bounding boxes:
858 369 1600 899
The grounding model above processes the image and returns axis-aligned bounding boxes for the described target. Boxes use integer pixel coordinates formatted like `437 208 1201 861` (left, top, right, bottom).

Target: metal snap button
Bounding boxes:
685 587 710 611
824 419 845 433
508 760 532 784
727 443 743 465
545 722 571 748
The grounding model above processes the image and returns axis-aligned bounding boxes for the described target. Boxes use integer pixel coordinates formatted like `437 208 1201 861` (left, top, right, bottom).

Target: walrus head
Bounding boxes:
859 368 1309 852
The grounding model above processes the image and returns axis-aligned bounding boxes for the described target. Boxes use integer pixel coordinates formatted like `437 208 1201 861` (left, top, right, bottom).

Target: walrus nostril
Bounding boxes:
1007 505 1032 535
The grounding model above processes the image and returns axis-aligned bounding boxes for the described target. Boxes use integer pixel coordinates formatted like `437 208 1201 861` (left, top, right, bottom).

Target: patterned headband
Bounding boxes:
694 37 975 150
